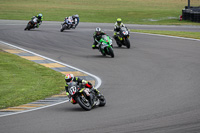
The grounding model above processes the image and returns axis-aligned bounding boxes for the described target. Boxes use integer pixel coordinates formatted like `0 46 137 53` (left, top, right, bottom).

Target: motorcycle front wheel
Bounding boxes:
76 95 92 111
99 96 106 106
60 25 66 32
108 47 114 58
125 38 130 49
25 23 31 31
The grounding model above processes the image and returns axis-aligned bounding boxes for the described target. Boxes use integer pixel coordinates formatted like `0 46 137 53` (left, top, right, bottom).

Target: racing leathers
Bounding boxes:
72 14 79 28
32 15 43 28
114 22 126 40
62 16 73 26
92 31 106 49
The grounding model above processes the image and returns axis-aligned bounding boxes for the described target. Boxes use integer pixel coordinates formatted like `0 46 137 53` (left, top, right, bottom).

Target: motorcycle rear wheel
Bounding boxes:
116 40 122 47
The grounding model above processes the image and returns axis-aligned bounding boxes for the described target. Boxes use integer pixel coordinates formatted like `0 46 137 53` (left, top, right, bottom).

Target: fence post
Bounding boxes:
188 0 190 8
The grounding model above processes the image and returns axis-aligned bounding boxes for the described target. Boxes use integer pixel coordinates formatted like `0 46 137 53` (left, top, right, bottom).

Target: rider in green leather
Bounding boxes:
92 27 106 49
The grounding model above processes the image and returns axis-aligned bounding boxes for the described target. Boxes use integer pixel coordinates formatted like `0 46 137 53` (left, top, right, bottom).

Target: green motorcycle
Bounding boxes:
97 35 114 58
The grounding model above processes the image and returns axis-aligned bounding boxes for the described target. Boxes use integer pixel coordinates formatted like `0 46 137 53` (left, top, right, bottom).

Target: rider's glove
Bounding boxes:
66 92 70 97
82 80 87 86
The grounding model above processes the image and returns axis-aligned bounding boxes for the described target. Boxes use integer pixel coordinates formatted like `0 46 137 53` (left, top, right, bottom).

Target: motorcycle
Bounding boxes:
24 17 38 30
114 27 130 49
60 16 79 32
97 35 114 58
67 82 106 111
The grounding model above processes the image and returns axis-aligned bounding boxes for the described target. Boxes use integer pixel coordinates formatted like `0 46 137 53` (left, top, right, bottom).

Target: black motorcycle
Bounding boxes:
67 82 106 111
115 27 131 48
24 17 38 30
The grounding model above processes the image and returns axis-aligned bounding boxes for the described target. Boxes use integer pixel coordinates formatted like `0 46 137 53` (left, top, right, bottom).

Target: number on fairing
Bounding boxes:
69 86 77 95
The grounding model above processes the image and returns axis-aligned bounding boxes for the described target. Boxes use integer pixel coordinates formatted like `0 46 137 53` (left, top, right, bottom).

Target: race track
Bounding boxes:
0 20 200 133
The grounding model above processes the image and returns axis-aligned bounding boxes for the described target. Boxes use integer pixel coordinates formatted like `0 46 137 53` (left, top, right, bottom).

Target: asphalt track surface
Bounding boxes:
0 20 200 133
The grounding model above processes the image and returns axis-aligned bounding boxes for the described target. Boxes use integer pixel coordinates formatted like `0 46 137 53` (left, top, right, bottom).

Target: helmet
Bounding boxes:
95 27 101 35
38 14 43 19
117 18 122 25
65 74 74 82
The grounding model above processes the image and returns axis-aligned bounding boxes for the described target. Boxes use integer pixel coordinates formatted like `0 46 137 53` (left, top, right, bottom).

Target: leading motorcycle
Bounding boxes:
67 82 106 111
114 27 131 49
24 17 38 30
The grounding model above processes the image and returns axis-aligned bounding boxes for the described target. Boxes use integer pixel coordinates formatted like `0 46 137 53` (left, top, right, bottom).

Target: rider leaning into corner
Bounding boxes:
65 74 102 104
92 27 107 49
32 13 43 28
62 14 79 29
113 18 126 41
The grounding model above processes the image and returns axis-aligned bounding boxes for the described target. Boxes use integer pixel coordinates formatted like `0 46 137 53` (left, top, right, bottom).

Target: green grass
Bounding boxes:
131 29 200 40
0 50 65 109
0 0 200 25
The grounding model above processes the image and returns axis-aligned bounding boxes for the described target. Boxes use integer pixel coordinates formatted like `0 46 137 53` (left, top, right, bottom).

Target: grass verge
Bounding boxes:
131 29 200 40
0 50 65 109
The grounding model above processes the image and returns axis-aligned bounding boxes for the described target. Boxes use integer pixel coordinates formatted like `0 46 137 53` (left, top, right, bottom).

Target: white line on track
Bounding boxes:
106 29 200 42
0 40 102 118
132 32 200 42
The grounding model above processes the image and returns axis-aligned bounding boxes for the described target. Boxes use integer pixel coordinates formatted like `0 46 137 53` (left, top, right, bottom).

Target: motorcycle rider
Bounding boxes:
72 14 79 28
92 27 106 49
62 15 79 28
113 18 126 41
32 13 43 28
62 16 73 27
65 74 101 104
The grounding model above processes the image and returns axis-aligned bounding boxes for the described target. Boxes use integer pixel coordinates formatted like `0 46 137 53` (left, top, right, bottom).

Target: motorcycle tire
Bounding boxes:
125 38 130 49
27 24 32 30
100 49 106 56
116 40 122 47
60 28 64 32
76 95 92 111
99 96 106 107
108 47 114 58
60 25 65 32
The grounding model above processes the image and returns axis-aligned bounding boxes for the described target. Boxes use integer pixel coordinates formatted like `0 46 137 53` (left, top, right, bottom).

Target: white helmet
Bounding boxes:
65 74 74 82
95 27 101 35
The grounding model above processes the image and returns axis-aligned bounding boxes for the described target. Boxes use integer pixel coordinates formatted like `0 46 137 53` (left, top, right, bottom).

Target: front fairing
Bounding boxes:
120 27 130 38
67 82 79 96
99 35 112 48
